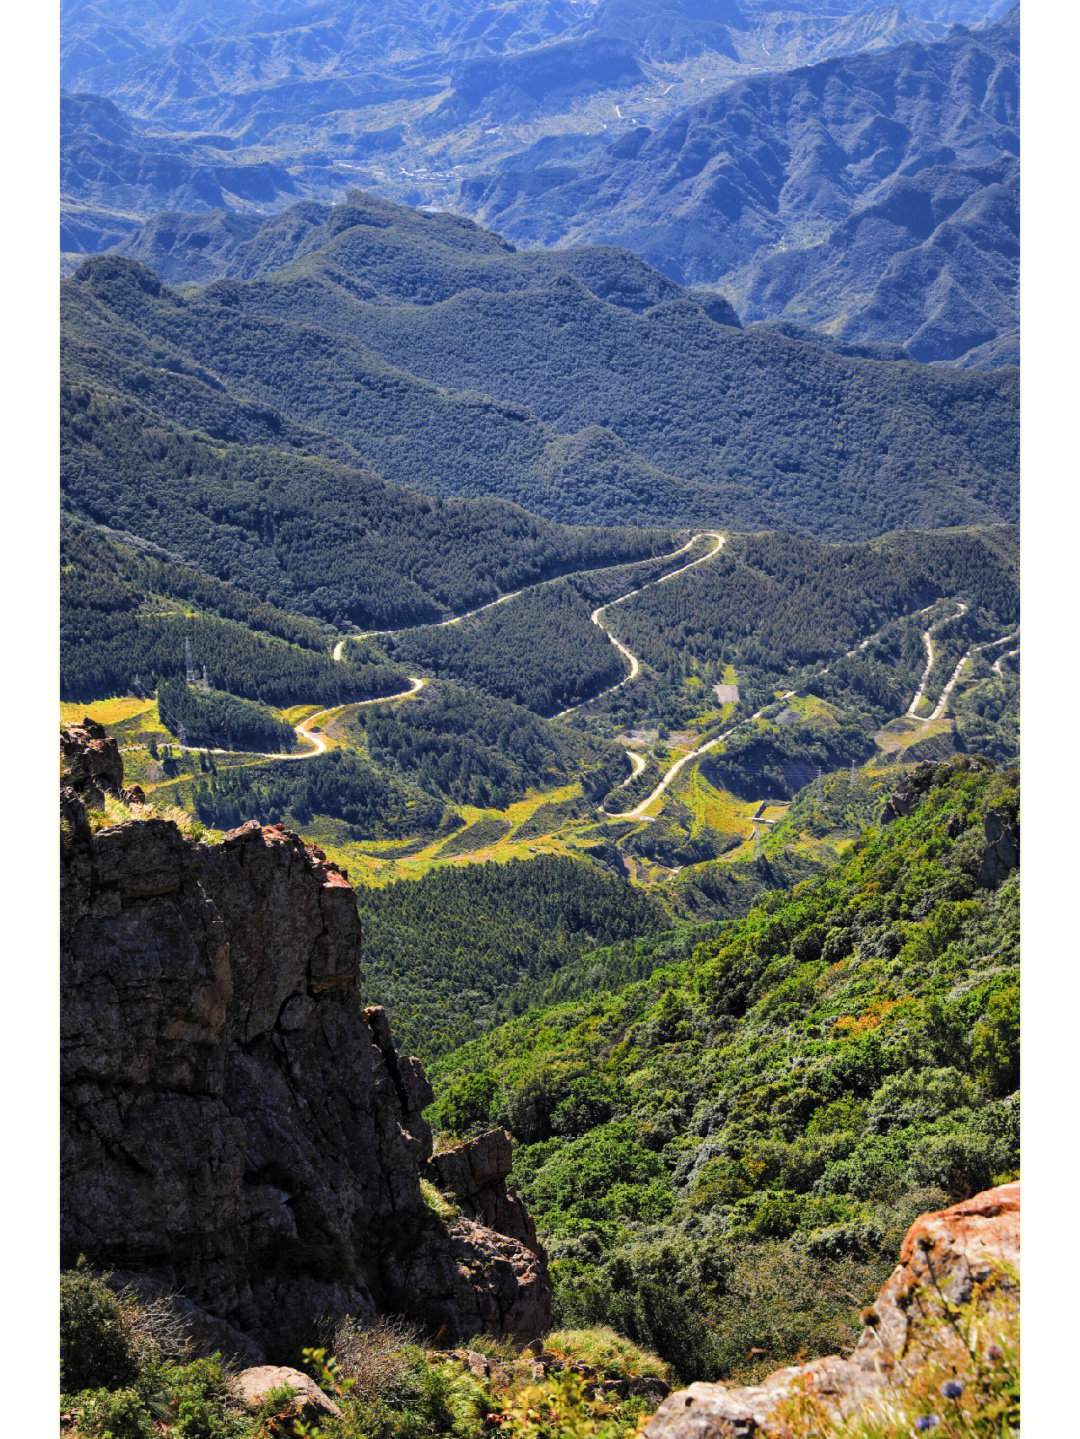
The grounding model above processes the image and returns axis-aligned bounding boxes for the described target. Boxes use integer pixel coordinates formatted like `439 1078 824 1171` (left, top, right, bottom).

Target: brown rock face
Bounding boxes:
643 1184 1019 1439
429 1129 547 1261
61 731 551 1360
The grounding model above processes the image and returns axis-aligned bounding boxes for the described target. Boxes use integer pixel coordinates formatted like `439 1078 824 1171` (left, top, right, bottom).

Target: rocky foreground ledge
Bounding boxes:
61 721 551 1361
644 1182 1019 1439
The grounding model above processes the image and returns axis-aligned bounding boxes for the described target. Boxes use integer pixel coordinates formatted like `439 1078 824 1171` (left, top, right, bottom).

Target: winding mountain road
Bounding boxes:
610 593 1012 822
906 606 1020 724
167 532 1014 837
338 532 716 657
926 630 1020 722
177 535 725 765
907 603 968 718
557 531 726 719
992 639 1020 676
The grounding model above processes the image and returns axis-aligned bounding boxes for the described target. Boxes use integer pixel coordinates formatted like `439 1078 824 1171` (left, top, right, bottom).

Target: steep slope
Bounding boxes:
62 236 1018 535
60 369 674 627
431 758 1019 1379
464 12 1019 363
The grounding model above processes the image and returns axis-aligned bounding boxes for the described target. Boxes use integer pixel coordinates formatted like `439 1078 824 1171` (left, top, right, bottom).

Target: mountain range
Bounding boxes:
60 0 1017 363
464 10 1019 363
62 192 1018 544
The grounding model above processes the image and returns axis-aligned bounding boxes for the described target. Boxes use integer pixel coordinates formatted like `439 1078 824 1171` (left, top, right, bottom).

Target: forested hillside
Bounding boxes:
348 681 627 808
431 759 1019 1382
358 855 669 1059
189 750 450 839
615 528 1019 685
388 583 625 715
62 232 1018 534
60 372 672 627
60 522 410 704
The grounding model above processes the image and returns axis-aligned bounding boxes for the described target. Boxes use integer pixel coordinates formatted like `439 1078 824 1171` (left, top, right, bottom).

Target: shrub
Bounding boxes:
906 1133 997 1199
61 1262 135 1394
330 1316 419 1401
972 985 1020 1098
73 1388 153 1439
436 1071 498 1136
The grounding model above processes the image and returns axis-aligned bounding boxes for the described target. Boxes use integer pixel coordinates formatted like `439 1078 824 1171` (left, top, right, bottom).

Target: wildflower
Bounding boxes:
941 1379 964 1399
914 1418 939 1432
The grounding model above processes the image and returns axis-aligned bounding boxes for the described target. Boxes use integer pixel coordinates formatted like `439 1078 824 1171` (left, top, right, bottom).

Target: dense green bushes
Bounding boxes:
431 760 1019 1381
60 1264 665 1439
61 1264 136 1394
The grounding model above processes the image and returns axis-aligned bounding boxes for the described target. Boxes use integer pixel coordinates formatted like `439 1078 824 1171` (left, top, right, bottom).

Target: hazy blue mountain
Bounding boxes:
462 10 1018 363
60 0 1014 271
60 91 300 269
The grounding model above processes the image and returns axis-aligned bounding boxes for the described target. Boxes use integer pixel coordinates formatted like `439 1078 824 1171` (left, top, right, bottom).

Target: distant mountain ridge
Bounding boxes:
463 9 1019 364
62 192 1017 540
61 0 1014 289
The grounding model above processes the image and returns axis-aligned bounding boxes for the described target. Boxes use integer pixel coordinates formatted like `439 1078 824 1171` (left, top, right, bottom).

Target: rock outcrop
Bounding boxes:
61 725 551 1361
61 716 143 807
233 1366 342 1422
644 1183 1019 1439
879 757 1018 889
429 1129 545 1261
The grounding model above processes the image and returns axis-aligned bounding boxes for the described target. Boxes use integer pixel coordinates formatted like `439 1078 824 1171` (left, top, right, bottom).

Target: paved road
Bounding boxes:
174 535 721 764
173 677 428 762
927 630 1019 721
336 533 713 659
613 597 991 823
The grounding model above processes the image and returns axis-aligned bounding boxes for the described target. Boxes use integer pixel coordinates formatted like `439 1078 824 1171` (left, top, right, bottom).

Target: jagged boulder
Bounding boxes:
429 1128 546 1261
61 727 551 1359
61 718 127 806
643 1183 1019 1439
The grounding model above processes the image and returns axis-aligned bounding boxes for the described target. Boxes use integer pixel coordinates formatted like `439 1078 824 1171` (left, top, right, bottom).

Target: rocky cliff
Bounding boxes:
644 1183 1019 1439
60 722 551 1362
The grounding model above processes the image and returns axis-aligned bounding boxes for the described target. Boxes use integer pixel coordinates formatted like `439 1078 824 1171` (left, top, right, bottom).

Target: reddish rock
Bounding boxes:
643 1184 1020 1439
